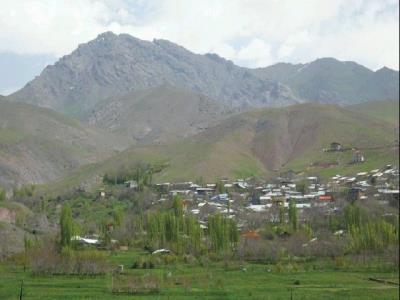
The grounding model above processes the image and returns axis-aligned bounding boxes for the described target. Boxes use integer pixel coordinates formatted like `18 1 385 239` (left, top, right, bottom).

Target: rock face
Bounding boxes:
251 58 399 105
88 84 233 144
8 32 297 119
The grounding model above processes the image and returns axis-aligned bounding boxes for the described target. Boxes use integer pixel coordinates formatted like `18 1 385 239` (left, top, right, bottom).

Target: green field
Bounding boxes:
1 252 398 300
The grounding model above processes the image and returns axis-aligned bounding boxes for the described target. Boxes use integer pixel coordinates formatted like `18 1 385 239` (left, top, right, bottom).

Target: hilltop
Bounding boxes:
0 100 130 188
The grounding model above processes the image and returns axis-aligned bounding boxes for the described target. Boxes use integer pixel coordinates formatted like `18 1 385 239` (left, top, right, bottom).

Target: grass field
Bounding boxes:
1 251 398 300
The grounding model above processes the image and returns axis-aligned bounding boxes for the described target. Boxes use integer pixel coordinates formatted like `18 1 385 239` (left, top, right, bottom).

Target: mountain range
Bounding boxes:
252 59 399 105
1 32 399 189
8 32 398 121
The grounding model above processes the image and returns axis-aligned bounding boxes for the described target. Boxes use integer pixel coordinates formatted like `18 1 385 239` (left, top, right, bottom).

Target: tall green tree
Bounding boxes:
60 205 74 247
288 200 298 231
279 202 285 224
0 187 5 202
208 214 238 252
344 204 362 229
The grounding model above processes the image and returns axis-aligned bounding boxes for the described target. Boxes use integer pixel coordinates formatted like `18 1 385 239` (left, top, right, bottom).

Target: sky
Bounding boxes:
0 0 398 94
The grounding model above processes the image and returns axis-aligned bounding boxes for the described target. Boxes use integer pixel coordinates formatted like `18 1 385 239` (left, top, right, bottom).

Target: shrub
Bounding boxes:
29 240 108 275
111 274 161 295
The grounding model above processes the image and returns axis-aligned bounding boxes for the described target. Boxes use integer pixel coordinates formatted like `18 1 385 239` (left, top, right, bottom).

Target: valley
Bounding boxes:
0 29 398 300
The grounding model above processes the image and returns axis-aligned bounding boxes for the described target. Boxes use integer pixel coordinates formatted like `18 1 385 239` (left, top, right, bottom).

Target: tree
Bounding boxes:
296 180 308 195
344 204 361 229
216 181 226 194
279 202 285 224
172 195 183 218
288 200 298 231
0 187 5 202
208 214 238 252
60 205 74 247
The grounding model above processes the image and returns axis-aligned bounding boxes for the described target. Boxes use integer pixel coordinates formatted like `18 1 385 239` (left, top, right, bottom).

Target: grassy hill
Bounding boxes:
43 102 398 194
0 100 131 188
348 100 399 126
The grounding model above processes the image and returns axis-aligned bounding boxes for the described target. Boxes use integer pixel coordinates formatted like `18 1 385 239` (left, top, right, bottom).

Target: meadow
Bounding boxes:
0 251 398 300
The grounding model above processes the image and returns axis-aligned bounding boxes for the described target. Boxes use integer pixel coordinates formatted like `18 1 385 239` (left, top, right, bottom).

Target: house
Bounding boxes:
352 151 365 163
72 235 100 246
347 187 364 202
241 230 261 240
307 176 318 183
196 187 214 196
152 249 171 255
259 195 272 204
169 190 192 197
378 189 399 207
211 193 228 203
330 142 343 151
125 180 138 189
318 195 333 202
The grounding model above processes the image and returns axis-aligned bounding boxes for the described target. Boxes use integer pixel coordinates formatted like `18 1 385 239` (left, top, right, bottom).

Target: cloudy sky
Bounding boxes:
0 0 398 81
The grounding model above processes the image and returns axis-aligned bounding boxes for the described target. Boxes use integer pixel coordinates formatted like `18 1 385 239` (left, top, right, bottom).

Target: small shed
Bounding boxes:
352 151 365 163
330 142 343 151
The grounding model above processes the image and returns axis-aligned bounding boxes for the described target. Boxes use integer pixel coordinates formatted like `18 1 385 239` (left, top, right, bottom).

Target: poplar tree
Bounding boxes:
288 200 298 231
60 205 74 247
0 187 5 202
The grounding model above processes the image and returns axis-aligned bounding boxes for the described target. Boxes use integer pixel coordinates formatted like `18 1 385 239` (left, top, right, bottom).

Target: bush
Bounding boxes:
29 240 108 275
111 273 161 295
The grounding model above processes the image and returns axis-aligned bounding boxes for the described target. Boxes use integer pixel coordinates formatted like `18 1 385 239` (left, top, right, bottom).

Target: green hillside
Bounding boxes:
0 100 130 188
349 100 399 126
43 103 398 194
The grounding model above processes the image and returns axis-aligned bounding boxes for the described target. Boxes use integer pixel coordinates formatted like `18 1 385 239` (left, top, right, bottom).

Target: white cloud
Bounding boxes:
0 0 398 70
236 39 273 68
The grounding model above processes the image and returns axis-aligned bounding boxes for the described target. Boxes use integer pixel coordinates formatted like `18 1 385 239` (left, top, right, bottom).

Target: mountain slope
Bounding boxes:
0 100 130 188
8 32 296 119
348 100 399 126
88 84 233 144
252 58 399 105
46 103 398 193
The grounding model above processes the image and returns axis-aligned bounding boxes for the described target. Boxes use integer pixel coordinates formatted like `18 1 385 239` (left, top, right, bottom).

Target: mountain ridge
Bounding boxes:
7 32 297 118
251 57 399 104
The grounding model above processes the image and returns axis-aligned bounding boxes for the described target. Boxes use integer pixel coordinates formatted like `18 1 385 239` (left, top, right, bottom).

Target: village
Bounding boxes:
85 158 399 247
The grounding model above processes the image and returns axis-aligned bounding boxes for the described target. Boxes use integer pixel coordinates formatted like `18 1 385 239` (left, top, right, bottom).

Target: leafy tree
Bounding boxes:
208 214 238 252
279 202 285 224
60 205 74 247
216 181 226 194
172 195 183 218
288 200 298 231
0 187 5 202
296 180 308 195
344 204 361 229
112 208 124 227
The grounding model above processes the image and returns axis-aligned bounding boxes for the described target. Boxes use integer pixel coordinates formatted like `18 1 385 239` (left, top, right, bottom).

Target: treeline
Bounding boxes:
345 204 398 253
102 163 165 189
144 197 238 255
